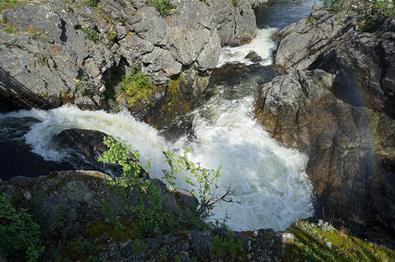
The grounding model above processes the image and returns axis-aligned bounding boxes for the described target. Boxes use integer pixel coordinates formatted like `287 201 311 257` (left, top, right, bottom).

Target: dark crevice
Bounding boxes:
60 19 68 42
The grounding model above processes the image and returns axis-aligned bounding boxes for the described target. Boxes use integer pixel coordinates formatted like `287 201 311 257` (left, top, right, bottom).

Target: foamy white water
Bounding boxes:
0 21 313 231
217 28 277 67
173 95 313 230
1 96 313 231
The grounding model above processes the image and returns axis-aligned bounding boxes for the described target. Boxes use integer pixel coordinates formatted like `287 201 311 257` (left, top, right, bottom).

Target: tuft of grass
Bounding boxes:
230 0 238 7
284 221 395 261
119 70 156 106
84 0 99 8
149 0 174 16
82 27 100 42
305 15 317 26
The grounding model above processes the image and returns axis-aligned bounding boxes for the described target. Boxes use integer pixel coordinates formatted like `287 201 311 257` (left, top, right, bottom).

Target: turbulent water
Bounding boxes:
0 0 319 231
217 28 277 67
0 95 313 231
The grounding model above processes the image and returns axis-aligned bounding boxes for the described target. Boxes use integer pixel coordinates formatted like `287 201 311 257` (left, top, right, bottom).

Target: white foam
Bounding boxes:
2 99 313 231
173 96 313 230
217 28 277 67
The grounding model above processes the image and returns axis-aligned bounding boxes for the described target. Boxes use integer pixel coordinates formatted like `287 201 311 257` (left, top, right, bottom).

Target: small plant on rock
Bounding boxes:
362 0 395 32
84 0 99 8
163 149 235 218
119 70 156 106
149 0 174 16
98 136 164 237
213 230 244 259
0 193 43 262
82 27 100 42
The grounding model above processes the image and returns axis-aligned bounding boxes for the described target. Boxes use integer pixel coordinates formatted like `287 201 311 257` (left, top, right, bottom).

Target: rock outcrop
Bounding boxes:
0 0 260 113
256 9 395 244
274 10 395 118
0 170 283 261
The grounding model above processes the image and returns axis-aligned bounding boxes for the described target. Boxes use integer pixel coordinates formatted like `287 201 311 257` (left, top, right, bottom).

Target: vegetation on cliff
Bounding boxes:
119 70 157 107
323 0 395 31
284 221 395 261
0 194 43 262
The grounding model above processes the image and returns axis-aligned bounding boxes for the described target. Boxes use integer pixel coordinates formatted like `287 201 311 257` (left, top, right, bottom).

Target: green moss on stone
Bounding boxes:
284 221 395 262
119 70 156 107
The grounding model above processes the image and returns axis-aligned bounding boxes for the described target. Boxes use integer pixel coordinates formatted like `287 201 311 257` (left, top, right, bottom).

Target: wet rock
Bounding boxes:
0 170 199 240
245 51 263 63
0 119 74 180
54 129 122 175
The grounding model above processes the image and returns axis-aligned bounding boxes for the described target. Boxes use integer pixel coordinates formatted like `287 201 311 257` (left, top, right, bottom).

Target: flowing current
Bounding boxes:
0 0 318 231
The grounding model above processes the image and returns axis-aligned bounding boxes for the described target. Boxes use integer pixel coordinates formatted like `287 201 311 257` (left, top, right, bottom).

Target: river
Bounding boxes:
0 0 319 232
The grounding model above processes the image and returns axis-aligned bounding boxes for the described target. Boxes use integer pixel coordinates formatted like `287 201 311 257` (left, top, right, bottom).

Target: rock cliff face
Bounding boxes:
274 10 395 117
256 10 395 244
0 0 260 113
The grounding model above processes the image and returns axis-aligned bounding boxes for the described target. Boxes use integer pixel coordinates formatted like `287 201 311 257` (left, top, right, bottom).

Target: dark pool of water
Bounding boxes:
255 0 319 29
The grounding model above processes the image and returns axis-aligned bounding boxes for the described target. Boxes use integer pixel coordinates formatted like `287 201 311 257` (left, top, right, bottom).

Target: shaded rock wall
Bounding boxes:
256 9 395 244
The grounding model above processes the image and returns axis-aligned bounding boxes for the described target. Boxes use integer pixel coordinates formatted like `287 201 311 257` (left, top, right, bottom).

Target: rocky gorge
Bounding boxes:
1 0 395 261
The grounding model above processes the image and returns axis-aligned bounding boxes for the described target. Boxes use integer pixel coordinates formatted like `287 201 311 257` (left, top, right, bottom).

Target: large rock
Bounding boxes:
255 69 395 244
274 10 395 117
0 170 199 238
211 0 257 46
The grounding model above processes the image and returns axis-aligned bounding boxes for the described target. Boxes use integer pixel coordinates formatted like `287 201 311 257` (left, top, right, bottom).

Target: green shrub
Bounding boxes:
213 231 244 259
98 136 233 237
107 29 117 43
82 27 100 42
149 0 174 16
362 0 395 32
163 149 234 218
98 136 164 237
0 193 43 262
323 0 395 31
120 70 156 106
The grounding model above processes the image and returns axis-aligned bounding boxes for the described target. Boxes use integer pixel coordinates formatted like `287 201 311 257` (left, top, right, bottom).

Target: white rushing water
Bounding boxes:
0 23 314 231
217 28 277 67
1 96 313 231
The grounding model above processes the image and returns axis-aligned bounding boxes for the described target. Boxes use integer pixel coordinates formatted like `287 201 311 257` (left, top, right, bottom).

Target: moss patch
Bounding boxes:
119 70 156 107
284 221 395 261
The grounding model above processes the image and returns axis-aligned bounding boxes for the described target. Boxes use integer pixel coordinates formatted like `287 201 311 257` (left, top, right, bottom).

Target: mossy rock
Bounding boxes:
284 221 395 262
